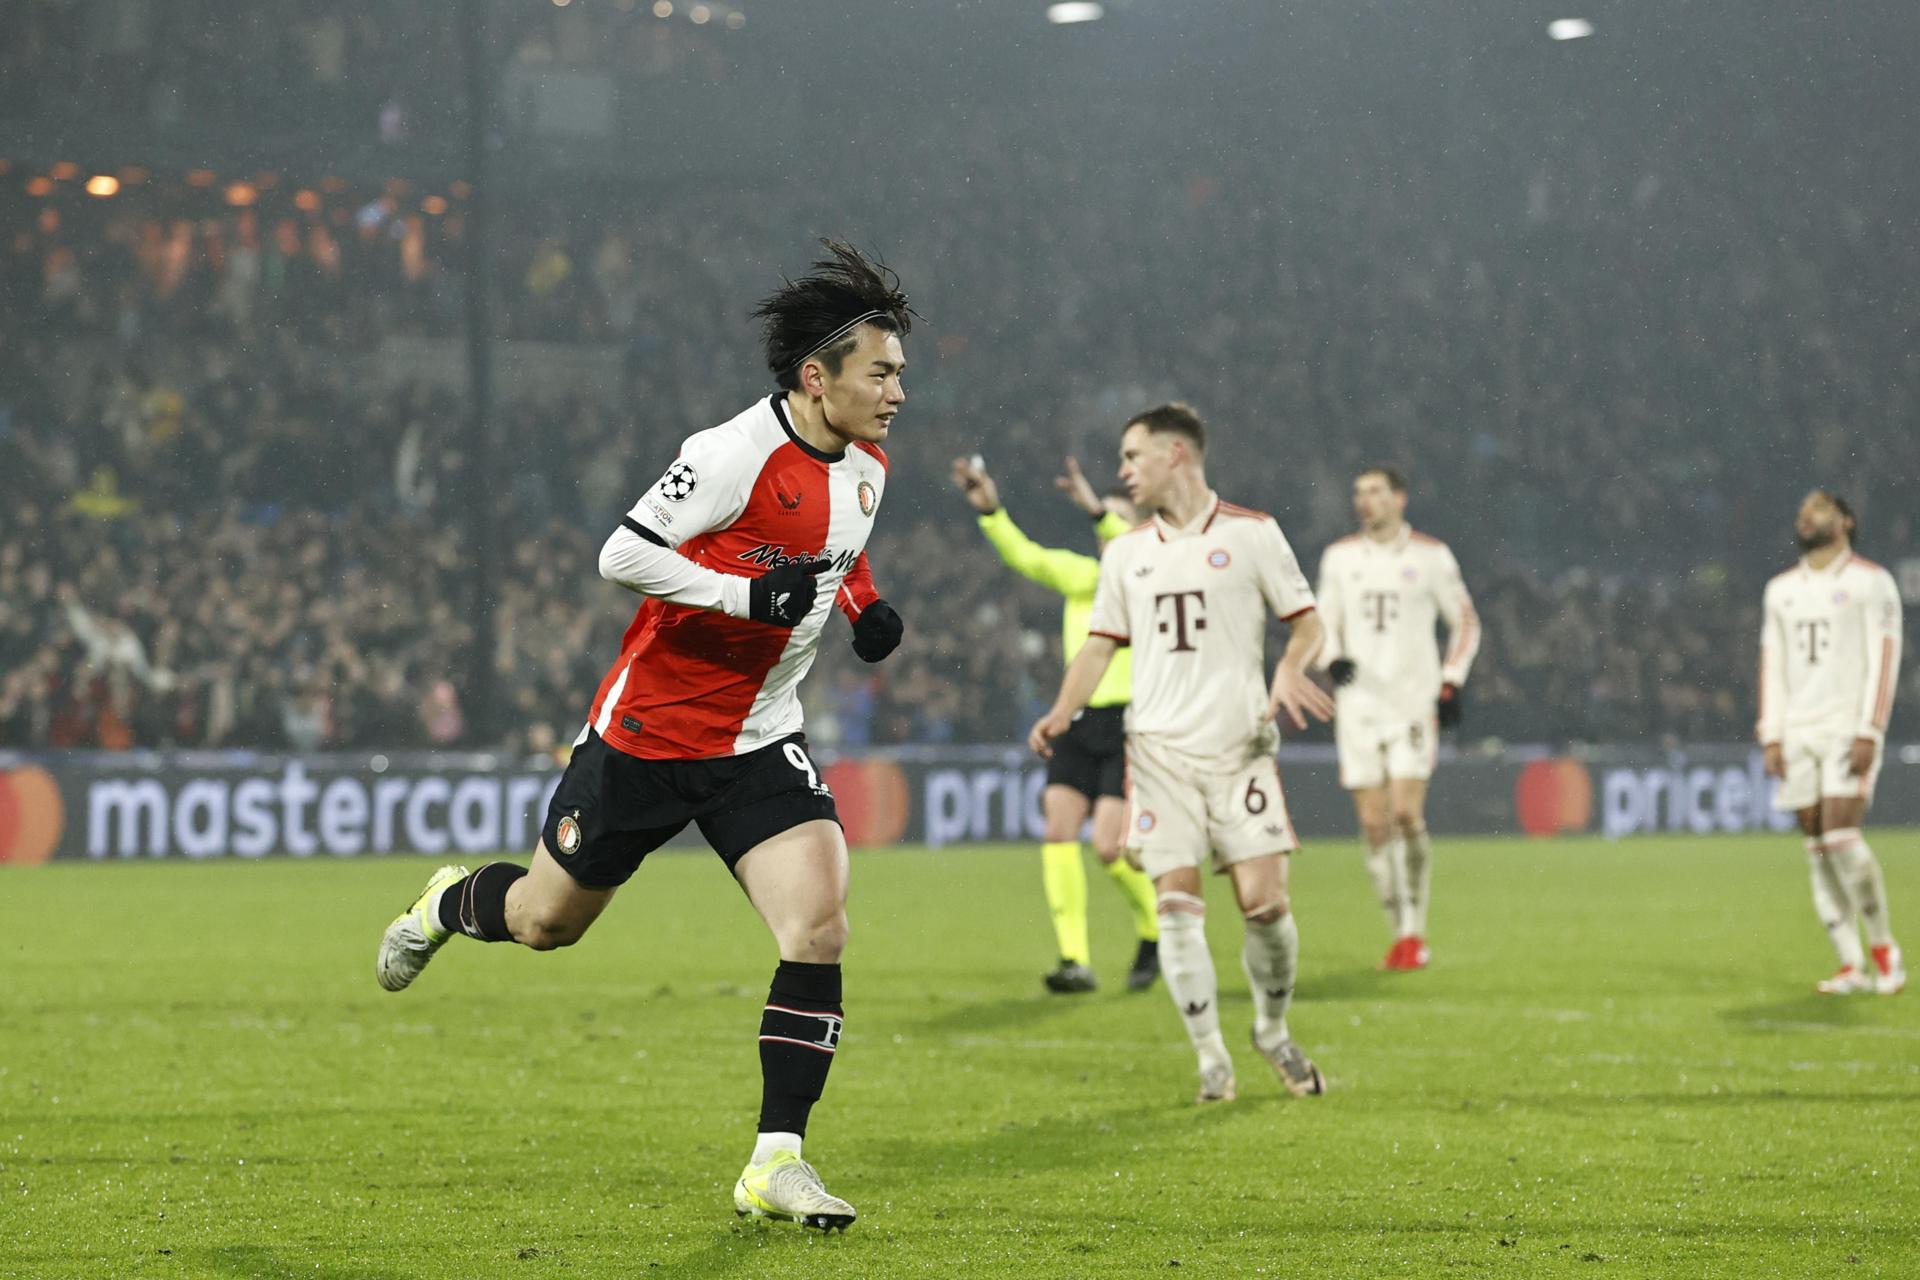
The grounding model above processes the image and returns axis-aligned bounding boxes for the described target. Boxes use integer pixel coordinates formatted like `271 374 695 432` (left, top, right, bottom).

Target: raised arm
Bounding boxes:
954 455 1101 596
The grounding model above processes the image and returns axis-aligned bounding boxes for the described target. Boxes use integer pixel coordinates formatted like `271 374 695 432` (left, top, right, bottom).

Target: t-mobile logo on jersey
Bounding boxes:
1155 590 1207 652
1795 618 1831 665
1362 590 1399 633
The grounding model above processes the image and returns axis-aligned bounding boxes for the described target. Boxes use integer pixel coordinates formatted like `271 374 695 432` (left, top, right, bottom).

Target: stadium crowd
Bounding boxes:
3 125 1916 754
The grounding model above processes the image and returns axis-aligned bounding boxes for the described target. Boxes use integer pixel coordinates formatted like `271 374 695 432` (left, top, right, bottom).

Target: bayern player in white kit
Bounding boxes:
1316 467 1479 971
1758 490 1905 995
1029 404 1336 1103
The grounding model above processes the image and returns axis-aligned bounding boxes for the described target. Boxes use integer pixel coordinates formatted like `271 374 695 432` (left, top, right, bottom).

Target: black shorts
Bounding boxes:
540 729 840 888
1045 703 1127 802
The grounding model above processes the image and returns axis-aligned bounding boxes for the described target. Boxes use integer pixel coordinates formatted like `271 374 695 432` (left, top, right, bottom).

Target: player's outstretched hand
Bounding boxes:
1437 683 1464 729
1267 666 1336 730
750 558 831 627
1028 707 1075 759
1054 456 1104 517
950 457 1000 514
851 600 904 662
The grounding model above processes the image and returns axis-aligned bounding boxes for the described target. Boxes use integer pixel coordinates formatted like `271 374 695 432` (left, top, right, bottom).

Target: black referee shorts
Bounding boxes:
1045 703 1128 802
539 729 840 888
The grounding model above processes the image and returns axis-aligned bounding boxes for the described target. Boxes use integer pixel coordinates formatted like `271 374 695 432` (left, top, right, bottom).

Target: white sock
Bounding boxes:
1402 828 1434 937
1364 838 1404 937
751 1131 802 1165
1241 908 1299 1051
1806 837 1865 970
1157 893 1230 1073
1825 829 1894 949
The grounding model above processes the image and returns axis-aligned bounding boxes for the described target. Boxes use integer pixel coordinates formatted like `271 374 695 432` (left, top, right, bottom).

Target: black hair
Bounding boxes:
1125 402 1207 453
1816 489 1859 544
752 239 916 391
1358 464 1408 494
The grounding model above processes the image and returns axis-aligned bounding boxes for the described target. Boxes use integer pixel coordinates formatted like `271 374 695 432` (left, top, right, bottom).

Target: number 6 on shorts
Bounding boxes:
1245 777 1268 814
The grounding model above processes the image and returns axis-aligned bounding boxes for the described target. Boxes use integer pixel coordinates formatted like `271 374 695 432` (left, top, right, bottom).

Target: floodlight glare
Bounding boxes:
1048 3 1105 24
1548 19 1595 40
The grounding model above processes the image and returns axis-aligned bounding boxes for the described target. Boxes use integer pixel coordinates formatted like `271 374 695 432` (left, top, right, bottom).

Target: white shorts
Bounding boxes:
1124 735 1299 881
1773 729 1882 812
1335 705 1437 791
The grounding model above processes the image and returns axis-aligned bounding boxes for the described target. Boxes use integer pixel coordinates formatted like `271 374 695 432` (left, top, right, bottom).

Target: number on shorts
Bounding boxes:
784 742 821 790
1245 778 1268 814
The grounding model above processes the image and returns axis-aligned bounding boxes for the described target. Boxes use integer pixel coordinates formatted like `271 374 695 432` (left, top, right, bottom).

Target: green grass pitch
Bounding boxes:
3 833 1915 1278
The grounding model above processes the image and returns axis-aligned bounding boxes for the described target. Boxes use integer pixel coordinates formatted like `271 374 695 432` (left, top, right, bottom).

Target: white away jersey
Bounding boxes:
1316 527 1479 720
1088 494 1315 765
1757 551 1902 745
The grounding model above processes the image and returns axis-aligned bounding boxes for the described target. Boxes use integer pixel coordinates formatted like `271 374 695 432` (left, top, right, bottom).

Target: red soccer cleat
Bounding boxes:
1870 945 1906 996
1815 965 1873 995
1402 936 1431 970
1377 937 1409 970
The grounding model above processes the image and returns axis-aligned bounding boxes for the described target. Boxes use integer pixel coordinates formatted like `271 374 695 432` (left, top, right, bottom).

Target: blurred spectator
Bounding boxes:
2 101 1916 752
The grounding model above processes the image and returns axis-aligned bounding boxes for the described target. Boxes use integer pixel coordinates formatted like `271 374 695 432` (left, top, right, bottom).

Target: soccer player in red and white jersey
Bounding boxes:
1758 490 1905 996
1029 404 1337 1104
1316 466 1479 971
376 242 915 1229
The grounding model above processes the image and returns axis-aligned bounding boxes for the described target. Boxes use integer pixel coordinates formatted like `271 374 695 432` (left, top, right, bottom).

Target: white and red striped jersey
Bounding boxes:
1757 550 1902 745
585 395 886 760
1315 526 1478 721
1087 493 1316 765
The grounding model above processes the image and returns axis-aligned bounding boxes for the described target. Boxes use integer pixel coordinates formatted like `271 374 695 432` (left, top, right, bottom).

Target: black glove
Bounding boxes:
749 558 830 627
851 599 904 663
1437 683 1463 729
1328 658 1357 687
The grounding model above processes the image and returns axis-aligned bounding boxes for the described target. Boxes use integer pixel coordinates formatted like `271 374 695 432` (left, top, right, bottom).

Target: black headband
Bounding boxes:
787 309 886 374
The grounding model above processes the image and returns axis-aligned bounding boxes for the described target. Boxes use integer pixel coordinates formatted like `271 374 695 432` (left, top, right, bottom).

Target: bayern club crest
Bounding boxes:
555 813 582 856
1207 548 1231 569
857 480 877 517
1137 810 1157 834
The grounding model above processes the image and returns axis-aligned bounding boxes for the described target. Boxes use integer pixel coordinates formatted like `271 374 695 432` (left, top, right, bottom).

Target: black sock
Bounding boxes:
757 960 843 1137
436 862 527 942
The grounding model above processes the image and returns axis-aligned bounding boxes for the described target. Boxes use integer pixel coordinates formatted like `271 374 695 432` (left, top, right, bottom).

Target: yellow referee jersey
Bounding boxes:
977 508 1133 709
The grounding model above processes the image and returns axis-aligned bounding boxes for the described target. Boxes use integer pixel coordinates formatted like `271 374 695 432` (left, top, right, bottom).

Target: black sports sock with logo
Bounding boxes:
756 960 844 1136
436 862 527 941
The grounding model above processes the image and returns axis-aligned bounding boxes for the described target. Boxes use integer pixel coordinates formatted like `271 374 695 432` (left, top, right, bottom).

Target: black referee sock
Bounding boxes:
757 960 844 1137
436 862 528 942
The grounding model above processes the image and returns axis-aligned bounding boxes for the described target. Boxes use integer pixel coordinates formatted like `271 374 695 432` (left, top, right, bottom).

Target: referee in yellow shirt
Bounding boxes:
952 455 1160 993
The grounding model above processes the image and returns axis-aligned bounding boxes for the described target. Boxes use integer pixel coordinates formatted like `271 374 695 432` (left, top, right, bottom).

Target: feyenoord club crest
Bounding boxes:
857 480 877 517
555 813 582 856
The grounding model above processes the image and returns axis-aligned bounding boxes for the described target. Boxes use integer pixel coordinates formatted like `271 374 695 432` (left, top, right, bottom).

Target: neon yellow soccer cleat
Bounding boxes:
733 1150 856 1232
376 864 469 992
